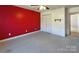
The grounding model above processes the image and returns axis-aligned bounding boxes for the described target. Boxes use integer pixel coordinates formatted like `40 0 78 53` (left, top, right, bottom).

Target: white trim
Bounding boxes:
0 31 40 43
15 5 40 12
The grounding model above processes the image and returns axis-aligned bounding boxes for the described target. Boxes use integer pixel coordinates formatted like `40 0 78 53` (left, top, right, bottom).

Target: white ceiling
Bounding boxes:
16 5 79 12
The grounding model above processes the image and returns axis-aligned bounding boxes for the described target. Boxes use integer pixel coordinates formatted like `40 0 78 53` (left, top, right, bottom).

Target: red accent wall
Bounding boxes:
0 5 40 40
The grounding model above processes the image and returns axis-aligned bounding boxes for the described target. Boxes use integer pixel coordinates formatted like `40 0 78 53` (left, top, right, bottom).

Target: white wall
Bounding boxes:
41 7 79 37
51 8 65 36
69 7 79 14
41 8 66 36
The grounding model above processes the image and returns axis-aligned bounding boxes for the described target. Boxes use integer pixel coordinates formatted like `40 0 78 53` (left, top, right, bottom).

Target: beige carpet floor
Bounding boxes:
0 31 79 53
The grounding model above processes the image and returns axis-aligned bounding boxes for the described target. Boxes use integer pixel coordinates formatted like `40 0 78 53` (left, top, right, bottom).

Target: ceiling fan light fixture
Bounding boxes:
39 5 47 10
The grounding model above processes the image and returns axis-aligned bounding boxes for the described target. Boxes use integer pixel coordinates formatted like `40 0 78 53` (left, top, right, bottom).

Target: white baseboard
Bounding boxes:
0 30 40 42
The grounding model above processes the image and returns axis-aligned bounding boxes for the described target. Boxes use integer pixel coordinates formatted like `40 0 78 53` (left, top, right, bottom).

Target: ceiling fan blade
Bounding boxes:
31 5 39 6
43 5 49 9
46 6 50 9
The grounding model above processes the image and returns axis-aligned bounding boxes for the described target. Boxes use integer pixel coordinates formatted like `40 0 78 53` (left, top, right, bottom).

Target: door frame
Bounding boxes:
68 12 79 36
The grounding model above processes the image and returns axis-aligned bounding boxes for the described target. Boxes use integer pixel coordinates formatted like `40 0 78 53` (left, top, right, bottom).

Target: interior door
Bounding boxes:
41 14 52 33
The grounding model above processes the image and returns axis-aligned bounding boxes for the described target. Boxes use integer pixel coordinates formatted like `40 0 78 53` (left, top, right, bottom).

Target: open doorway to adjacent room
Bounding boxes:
70 13 79 36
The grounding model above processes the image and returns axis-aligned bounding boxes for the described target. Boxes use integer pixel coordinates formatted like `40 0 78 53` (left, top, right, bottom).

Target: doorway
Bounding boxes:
70 13 79 36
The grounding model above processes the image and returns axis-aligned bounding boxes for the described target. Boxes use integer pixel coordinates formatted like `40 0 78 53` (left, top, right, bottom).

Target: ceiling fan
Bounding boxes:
30 5 50 10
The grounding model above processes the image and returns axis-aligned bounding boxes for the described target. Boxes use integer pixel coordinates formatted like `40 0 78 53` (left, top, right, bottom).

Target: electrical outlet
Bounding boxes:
9 33 11 36
26 29 27 32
